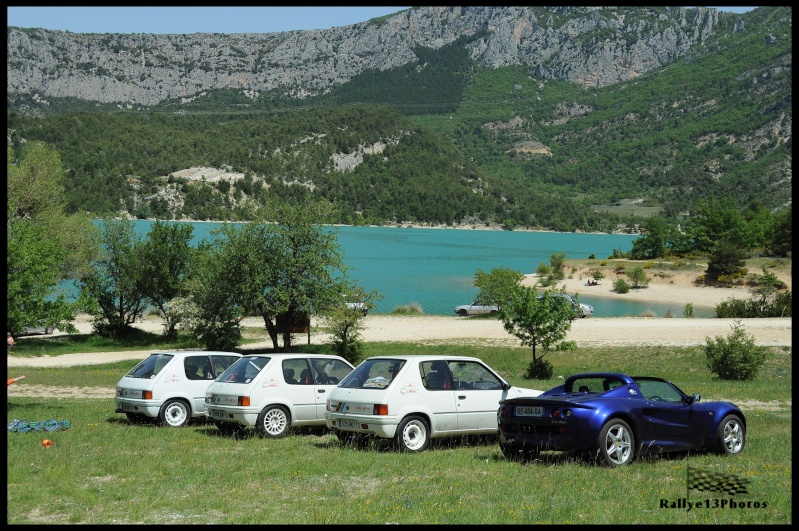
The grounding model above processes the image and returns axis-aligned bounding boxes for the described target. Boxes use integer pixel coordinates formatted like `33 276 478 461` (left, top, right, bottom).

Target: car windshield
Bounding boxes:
567 376 624 393
217 356 270 384
339 359 406 389
125 353 174 379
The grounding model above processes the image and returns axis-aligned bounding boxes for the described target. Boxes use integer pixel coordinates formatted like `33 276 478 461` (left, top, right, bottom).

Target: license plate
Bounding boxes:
515 406 543 417
120 402 135 412
338 419 360 430
209 409 227 419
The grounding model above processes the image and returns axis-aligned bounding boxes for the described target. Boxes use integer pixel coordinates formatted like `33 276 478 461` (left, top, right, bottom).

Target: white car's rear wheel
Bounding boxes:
395 415 429 452
256 405 290 438
158 399 191 428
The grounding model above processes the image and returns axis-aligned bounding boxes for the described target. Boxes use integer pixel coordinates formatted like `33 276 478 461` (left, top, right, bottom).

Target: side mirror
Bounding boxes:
685 393 701 404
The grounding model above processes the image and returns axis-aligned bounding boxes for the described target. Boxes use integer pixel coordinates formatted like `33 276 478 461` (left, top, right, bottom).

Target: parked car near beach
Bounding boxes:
206 353 355 437
21 320 55 335
454 300 499 316
497 372 746 466
539 292 593 318
326 355 543 452
115 351 242 427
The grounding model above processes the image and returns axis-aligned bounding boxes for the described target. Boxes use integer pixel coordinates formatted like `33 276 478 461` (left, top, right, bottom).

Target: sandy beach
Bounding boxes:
7 265 791 371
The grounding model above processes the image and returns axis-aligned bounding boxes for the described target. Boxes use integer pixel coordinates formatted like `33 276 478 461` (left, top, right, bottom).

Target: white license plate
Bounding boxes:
209 409 227 419
120 402 135 412
338 419 361 430
515 406 543 417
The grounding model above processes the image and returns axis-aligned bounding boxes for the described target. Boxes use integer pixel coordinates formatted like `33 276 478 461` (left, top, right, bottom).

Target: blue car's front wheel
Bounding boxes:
716 414 745 455
596 419 635 467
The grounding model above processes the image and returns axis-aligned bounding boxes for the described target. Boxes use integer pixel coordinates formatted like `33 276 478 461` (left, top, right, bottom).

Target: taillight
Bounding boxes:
142 391 153 400
373 404 389 415
239 396 251 407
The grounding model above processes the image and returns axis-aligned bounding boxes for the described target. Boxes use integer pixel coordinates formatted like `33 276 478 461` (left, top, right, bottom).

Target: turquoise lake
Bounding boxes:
113 221 715 318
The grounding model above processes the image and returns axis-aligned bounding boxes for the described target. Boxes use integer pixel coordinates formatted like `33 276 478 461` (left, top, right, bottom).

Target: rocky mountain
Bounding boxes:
9 6 731 110
6 6 792 231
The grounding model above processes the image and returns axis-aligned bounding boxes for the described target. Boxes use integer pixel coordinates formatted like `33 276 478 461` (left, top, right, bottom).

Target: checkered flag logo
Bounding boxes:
687 466 749 496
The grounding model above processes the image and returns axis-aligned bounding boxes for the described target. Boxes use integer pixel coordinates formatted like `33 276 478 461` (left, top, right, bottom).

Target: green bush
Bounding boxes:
704 321 766 380
613 278 631 293
524 357 553 379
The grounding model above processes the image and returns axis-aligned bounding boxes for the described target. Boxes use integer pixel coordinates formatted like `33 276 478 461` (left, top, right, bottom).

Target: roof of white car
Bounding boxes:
360 355 485 363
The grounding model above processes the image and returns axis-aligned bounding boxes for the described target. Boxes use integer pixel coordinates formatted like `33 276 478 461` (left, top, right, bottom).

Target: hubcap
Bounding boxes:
605 424 632 465
723 420 743 453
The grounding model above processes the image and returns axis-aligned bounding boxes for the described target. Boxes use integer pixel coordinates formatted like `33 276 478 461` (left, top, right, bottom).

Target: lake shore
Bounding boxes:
523 264 792 311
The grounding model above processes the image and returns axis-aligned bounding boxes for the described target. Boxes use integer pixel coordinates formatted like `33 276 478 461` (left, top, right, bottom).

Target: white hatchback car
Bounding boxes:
454 301 499 316
325 355 543 452
205 353 355 438
115 351 242 427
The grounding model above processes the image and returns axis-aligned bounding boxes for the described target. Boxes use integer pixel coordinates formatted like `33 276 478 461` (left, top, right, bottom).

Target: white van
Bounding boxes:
115 351 242 427
205 353 355 438
325 355 543 452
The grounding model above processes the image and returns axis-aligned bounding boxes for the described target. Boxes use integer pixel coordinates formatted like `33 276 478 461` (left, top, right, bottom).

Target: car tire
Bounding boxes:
158 399 191 428
395 415 429 452
596 418 635 467
256 405 290 438
499 441 539 462
715 414 745 455
457 309 468 316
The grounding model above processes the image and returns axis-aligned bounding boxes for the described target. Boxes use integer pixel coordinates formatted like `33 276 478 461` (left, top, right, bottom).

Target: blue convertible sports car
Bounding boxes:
497 372 746 467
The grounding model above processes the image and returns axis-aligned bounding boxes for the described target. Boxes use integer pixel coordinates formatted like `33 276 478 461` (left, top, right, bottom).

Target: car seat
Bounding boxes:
299 368 313 385
186 364 199 380
283 368 297 384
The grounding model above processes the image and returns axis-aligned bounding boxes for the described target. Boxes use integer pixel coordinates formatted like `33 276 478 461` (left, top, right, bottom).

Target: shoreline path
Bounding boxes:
7 315 792 369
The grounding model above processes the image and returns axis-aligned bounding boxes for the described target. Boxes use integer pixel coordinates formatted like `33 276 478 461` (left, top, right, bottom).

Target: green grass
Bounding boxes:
7 339 791 524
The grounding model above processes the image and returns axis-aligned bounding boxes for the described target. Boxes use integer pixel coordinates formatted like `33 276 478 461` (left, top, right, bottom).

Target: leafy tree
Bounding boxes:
687 197 749 254
768 205 791 257
181 244 243 351
705 239 748 282
629 216 670 259
626 266 650 288
325 284 382 364
6 141 97 334
137 221 196 338
473 267 524 310
549 252 567 281
199 200 351 351
78 219 148 338
500 286 574 379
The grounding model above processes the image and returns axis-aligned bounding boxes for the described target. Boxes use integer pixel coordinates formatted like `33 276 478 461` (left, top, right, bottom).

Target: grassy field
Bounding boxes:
7 338 791 524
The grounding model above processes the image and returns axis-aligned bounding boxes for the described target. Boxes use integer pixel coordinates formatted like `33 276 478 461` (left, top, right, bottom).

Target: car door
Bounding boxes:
309 357 355 420
637 379 708 441
281 358 318 422
447 360 507 431
183 354 217 415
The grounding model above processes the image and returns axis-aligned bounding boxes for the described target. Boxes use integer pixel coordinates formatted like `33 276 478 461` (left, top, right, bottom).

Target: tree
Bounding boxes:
626 266 650 288
137 221 196 338
325 285 382 364
182 248 243 351
705 239 748 282
500 286 574 379
195 200 351 351
629 216 670 259
78 219 148 338
473 267 524 310
687 197 749 254
6 141 97 335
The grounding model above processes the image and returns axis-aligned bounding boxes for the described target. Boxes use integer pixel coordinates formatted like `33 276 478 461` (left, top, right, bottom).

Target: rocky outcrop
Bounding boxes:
7 6 730 107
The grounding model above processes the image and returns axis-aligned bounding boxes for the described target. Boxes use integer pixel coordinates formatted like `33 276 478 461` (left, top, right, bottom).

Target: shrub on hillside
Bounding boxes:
704 321 766 380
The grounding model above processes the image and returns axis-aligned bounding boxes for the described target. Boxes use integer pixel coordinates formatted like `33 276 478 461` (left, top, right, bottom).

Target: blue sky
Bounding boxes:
6 6 757 34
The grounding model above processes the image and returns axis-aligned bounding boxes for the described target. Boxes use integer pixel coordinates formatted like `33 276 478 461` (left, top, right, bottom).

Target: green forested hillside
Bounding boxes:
5 7 791 231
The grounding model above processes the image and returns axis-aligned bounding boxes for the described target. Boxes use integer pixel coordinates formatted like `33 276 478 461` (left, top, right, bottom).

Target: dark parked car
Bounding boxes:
497 372 745 466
